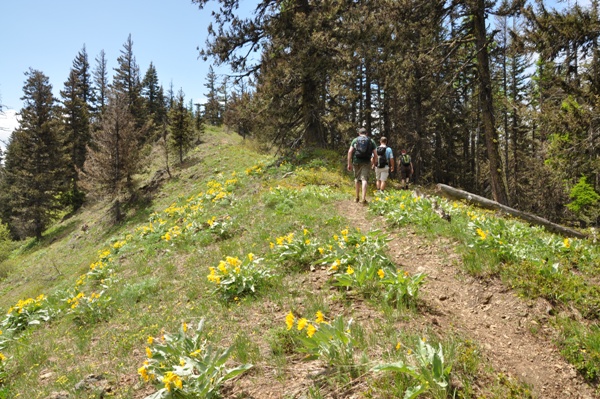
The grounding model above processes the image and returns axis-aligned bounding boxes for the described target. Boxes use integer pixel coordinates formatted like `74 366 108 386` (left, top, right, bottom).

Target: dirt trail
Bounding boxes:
336 198 598 399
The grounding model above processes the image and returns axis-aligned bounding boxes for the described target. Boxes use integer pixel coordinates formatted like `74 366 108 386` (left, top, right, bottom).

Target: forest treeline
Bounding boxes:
195 0 600 227
1 0 600 241
0 35 231 239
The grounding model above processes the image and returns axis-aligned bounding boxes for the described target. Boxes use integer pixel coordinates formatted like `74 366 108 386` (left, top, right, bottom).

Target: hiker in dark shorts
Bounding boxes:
398 149 413 190
347 128 377 204
375 136 394 191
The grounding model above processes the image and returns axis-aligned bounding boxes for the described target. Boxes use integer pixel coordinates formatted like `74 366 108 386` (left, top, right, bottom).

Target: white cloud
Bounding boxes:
0 109 19 151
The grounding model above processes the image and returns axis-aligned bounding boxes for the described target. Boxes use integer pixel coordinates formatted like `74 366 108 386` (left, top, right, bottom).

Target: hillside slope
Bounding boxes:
0 127 598 399
339 200 596 399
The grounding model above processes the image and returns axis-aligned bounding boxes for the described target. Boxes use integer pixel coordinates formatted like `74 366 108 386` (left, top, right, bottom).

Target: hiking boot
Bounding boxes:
355 197 360 203
362 199 368 205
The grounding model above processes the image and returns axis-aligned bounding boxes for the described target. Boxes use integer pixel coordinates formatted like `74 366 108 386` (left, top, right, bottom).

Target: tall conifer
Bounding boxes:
2 69 63 239
169 89 194 163
80 89 142 222
112 34 146 130
93 49 109 118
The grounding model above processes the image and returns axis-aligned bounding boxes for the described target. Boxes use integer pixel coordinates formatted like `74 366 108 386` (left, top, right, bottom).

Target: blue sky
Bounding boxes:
0 0 246 147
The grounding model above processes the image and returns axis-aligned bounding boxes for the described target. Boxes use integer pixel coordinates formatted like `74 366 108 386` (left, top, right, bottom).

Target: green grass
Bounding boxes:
0 127 571 398
369 189 600 386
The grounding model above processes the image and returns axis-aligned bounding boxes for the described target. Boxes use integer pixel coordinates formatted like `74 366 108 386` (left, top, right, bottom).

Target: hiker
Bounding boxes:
375 136 394 191
398 149 413 190
347 127 377 204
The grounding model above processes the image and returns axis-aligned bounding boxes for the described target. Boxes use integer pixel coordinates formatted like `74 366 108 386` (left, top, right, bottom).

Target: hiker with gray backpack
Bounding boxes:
347 127 377 204
375 136 394 192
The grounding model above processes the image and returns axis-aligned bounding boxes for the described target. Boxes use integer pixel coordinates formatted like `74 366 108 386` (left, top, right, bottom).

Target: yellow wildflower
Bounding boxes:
318 247 325 255
248 253 254 262
307 324 317 338
396 342 401 350
304 228 309 235
563 238 571 248
182 322 188 332
270 242 275 249
226 256 242 267
346 266 354 275
297 318 308 331
147 336 154 345
377 269 385 279
218 261 228 274
190 349 202 357
163 371 183 391
138 366 152 382
305 239 310 245
0 353 5 361
285 312 295 330
315 311 325 324
145 347 152 358
476 228 487 240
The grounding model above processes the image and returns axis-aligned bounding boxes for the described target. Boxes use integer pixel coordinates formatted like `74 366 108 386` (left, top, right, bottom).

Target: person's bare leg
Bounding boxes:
355 180 360 201
361 179 368 202
380 180 387 191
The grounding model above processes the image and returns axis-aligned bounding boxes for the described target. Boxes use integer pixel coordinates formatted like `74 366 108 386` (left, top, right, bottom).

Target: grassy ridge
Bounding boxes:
0 127 596 398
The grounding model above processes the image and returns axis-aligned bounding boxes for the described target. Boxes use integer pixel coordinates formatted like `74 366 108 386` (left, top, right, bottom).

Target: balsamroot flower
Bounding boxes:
297 318 308 331
285 312 295 330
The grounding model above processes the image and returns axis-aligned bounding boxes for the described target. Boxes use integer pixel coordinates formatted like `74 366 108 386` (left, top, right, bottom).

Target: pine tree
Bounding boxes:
92 49 109 118
468 0 509 205
203 66 222 125
2 69 63 239
142 62 167 141
168 89 194 163
112 34 146 130
60 68 90 209
73 46 95 107
79 89 142 222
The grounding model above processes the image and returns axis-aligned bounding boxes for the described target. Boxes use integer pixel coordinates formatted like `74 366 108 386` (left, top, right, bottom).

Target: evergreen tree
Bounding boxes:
466 0 509 205
142 62 167 142
92 49 109 118
73 46 95 106
168 89 194 163
193 102 205 141
79 89 142 222
2 69 63 239
203 66 222 125
60 68 90 209
112 34 146 130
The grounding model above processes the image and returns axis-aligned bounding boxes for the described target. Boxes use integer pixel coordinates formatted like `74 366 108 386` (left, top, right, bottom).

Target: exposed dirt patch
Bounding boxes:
337 197 598 399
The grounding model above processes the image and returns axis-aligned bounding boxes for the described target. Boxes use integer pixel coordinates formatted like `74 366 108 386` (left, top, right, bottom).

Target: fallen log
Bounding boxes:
436 184 587 239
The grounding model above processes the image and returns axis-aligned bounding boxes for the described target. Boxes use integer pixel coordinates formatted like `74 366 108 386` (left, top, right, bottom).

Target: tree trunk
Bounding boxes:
472 0 509 205
437 184 587 238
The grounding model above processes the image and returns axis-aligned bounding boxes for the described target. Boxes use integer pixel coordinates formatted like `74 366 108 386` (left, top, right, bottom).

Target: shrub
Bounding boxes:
566 176 600 225
139 320 252 399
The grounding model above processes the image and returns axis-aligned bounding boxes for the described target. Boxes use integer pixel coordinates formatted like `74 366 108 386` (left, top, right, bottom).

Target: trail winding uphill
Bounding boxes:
336 198 597 399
